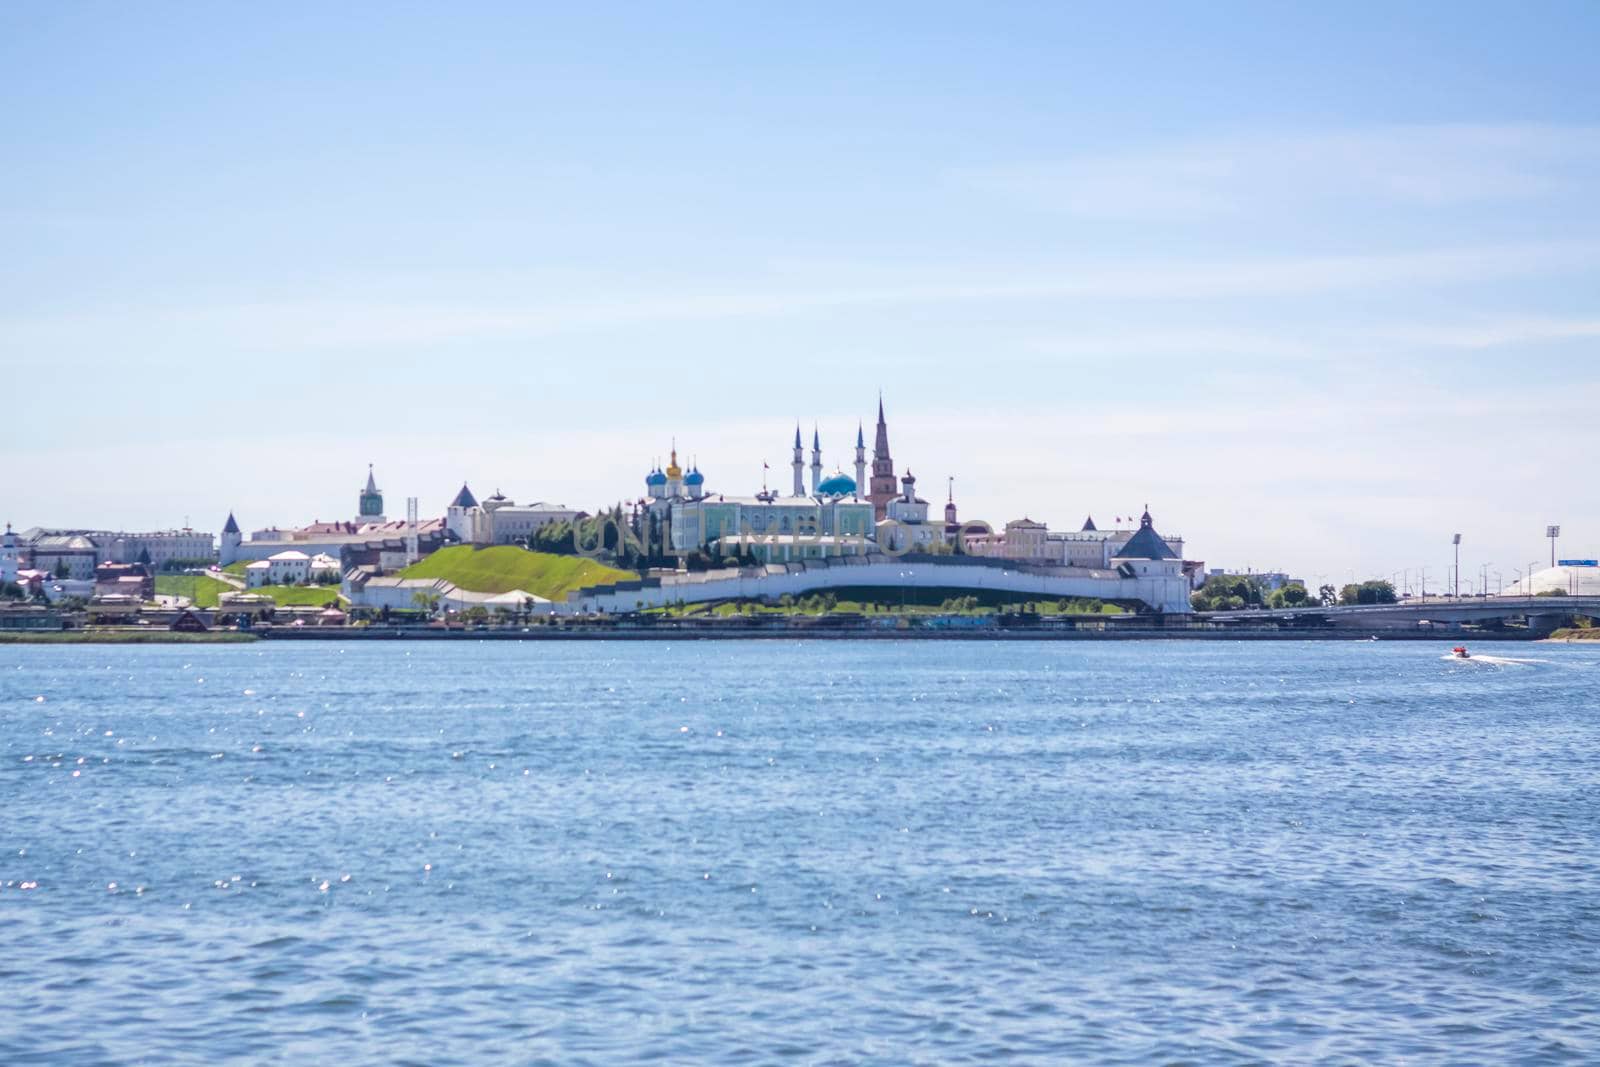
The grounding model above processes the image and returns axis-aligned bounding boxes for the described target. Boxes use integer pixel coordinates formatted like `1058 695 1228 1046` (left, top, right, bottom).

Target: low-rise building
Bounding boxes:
247 551 306 587
94 562 154 600
106 529 215 567
14 526 215 575
965 514 1188 569
23 533 100 579
343 571 551 614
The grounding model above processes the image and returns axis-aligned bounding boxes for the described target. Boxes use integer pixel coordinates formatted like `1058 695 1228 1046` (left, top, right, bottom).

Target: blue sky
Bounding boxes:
3 2 1598 587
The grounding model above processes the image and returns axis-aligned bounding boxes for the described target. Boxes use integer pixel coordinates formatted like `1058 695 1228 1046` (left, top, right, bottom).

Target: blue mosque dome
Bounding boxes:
817 471 857 497
646 469 668 487
685 467 704 486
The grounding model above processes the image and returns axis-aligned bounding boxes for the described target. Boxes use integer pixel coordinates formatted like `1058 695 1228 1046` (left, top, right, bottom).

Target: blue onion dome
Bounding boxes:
685 467 705 486
817 471 857 496
646 468 668 487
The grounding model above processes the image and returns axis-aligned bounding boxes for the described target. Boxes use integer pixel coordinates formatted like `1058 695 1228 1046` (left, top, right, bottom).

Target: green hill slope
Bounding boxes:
154 574 233 608
398 545 632 599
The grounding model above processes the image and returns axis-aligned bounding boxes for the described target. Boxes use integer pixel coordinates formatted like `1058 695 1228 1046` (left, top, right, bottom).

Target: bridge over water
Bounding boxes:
1208 596 1600 635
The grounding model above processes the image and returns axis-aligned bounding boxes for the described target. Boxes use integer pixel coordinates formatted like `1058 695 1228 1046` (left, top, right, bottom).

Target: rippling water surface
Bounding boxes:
3 639 1598 1062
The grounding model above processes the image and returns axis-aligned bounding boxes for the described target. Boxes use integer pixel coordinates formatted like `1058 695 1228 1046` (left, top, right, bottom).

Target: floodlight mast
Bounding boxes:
1453 533 1461 599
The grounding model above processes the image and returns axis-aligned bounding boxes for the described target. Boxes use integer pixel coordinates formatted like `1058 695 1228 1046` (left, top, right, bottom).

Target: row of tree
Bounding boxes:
1193 574 1400 612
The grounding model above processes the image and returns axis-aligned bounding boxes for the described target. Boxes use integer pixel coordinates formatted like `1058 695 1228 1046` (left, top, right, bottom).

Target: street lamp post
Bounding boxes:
1452 534 1461 600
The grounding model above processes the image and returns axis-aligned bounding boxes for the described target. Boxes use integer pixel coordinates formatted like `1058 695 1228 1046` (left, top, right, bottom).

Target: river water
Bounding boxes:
2 640 1597 1063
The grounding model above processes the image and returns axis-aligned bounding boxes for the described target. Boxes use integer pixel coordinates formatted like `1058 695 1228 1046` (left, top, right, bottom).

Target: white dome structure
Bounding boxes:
1499 562 1600 597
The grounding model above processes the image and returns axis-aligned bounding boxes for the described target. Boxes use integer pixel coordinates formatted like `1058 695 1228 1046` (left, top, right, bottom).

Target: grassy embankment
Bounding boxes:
0 630 257 644
153 574 233 608
158 573 339 608
398 545 632 599
1547 627 1600 641
222 561 249 577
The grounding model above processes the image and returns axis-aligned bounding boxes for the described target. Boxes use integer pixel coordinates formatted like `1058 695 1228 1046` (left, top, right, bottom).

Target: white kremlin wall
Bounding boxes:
561 555 1192 615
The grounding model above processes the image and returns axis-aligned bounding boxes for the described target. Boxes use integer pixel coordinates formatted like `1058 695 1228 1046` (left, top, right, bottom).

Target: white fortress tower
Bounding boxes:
446 483 478 542
219 513 242 566
1 523 18 584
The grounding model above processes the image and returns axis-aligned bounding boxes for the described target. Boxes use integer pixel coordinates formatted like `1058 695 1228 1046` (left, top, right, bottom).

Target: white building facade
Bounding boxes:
447 485 582 546
243 550 336 587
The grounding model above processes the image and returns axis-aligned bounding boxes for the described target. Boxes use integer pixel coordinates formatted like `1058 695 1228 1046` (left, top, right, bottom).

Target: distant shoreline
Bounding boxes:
264 628 1537 643
1543 628 1600 642
4 627 1587 645
0 631 258 645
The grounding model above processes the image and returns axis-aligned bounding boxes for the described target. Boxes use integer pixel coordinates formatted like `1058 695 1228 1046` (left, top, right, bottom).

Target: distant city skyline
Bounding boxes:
3 2 1597 585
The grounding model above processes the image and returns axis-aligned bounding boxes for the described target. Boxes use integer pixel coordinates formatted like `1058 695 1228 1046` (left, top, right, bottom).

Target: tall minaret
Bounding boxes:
791 425 805 497
810 427 822 495
854 423 867 495
868 394 897 520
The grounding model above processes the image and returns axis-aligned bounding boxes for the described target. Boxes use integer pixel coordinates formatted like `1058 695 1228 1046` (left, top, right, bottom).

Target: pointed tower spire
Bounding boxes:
854 419 868 495
810 424 823 494
358 464 385 521
792 423 805 496
868 393 895 519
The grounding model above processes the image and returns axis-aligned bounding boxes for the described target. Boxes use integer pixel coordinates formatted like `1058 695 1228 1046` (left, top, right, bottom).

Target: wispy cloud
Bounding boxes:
955 123 1600 218
1020 315 1600 365
4 241 1592 355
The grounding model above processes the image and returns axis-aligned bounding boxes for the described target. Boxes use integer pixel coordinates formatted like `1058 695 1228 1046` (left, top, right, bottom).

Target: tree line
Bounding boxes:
1192 574 1398 612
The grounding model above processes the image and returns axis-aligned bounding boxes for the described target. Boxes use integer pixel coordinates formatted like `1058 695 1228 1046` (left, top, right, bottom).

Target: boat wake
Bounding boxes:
1440 653 1547 667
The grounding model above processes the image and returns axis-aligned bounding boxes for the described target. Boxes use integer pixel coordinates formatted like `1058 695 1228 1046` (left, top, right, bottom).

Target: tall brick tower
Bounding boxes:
868 395 898 520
